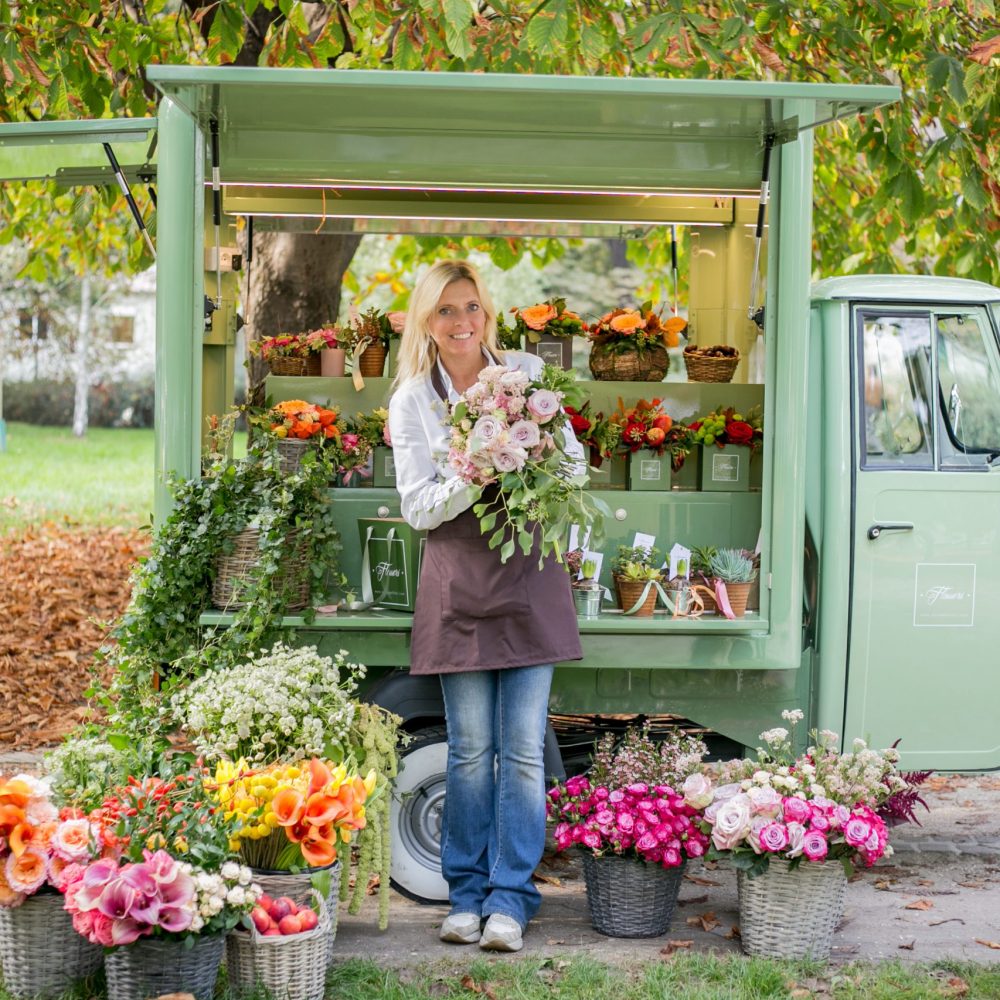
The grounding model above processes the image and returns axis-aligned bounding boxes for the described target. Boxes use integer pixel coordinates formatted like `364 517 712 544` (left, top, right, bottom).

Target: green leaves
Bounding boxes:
525 0 570 53
441 0 476 60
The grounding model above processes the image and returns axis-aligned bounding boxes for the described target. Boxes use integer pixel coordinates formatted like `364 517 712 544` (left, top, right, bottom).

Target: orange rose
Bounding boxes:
664 316 687 348
519 303 558 331
609 311 643 334
6 847 46 893
0 864 22 906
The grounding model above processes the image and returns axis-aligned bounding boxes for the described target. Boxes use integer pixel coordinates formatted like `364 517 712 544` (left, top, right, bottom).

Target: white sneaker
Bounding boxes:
479 913 523 952
439 912 481 944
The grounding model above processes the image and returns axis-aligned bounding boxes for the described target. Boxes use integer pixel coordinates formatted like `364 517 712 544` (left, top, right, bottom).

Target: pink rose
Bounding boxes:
526 388 560 423
636 832 658 853
682 773 714 810
492 446 528 473
785 822 806 858
747 816 770 854
710 793 752 852
582 830 601 850
471 415 504 445
802 830 829 861
758 822 790 853
508 419 541 448
843 816 873 848
747 785 783 818
781 796 811 825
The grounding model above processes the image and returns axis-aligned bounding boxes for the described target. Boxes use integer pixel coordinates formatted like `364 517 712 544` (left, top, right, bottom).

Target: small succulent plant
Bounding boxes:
708 547 757 584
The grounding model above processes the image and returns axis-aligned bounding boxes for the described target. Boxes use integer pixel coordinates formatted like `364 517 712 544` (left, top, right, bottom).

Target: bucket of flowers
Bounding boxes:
610 397 693 492
305 324 348 377
254 399 344 475
546 726 710 937
511 297 585 369
249 333 323 377
698 710 906 960
564 402 625 489
587 303 679 382
0 773 104 999
335 418 376 487
688 406 762 492
67 764 260 1000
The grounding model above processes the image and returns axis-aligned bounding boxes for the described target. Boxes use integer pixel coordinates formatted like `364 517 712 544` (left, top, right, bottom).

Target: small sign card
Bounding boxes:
669 543 692 581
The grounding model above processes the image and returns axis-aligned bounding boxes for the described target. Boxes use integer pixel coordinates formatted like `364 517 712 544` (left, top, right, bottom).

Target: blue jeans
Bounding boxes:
439 664 554 929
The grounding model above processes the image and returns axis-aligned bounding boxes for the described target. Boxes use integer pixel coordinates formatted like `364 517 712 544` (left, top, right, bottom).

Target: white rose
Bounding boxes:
221 861 240 880
711 793 752 851
682 773 714 810
226 886 246 906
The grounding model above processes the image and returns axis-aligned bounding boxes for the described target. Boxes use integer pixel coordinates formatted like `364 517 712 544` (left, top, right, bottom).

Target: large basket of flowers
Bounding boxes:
250 334 323 377
0 774 104 999
547 726 710 937
588 304 679 381
699 710 908 960
256 400 344 475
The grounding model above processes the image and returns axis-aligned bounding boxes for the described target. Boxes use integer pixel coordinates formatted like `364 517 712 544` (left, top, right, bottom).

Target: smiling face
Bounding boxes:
428 278 486 373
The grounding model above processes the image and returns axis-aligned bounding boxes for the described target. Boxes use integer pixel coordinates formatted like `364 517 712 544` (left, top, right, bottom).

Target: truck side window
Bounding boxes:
936 310 1000 466
860 314 933 468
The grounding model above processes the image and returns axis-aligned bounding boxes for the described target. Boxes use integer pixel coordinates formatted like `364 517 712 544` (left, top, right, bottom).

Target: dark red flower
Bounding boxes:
569 413 592 434
726 420 754 446
623 421 647 446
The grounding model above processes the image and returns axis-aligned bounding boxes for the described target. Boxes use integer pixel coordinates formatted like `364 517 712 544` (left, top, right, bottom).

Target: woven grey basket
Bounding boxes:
210 528 311 611
737 857 847 960
251 861 339 966
581 854 686 938
226 890 329 1000
104 932 225 1000
274 436 316 475
0 892 103 999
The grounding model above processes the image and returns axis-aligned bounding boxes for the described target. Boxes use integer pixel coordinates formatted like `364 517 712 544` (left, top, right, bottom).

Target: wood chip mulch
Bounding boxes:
0 525 148 750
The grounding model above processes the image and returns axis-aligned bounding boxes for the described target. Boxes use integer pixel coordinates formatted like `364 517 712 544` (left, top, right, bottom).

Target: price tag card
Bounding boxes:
632 531 656 554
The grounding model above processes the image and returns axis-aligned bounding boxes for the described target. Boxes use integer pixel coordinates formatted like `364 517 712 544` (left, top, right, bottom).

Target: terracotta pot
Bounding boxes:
358 343 387 377
719 580 752 617
320 347 347 377
616 576 658 617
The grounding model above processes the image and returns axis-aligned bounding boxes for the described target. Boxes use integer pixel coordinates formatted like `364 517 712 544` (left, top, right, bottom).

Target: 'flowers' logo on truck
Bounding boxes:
913 564 976 627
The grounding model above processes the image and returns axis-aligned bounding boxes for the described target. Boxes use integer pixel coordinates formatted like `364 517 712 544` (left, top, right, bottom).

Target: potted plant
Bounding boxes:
564 403 626 490
546 726 709 938
69 764 261 1000
586 302 677 381
350 307 394 379
688 406 762 492
304 324 348 377
566 551 602 619
708 547 757 618
510 297 584 369
354 406 394 487
611 544 662 617
252 399 344 475
249 333 322 377
610 397 692 491
0 774 104 999
699 710 906 960
690 544 719 613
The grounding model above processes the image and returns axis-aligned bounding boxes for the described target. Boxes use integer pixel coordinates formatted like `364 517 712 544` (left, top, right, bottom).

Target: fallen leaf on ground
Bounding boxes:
544 939 566 946
904 899 934 910
723 924 740 939
366 874 380 895
659 939 693 957
958 881 984 888
875 880 894 891
940 976 970 997
683 874 721 886
898 940 915 950
686 911 720 932
975 939 1000 950
929 918 965 927
679 894 708 907
917 878 935 886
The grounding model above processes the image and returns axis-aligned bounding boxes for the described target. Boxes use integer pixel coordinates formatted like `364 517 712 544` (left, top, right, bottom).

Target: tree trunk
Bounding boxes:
72 272 91 437
242 231 362 404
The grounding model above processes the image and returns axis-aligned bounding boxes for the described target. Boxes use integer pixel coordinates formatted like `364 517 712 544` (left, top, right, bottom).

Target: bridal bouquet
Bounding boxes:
446 364 607 564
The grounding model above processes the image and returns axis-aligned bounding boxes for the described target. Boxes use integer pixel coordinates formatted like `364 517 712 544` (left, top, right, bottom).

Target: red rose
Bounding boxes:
569 413 592 434
726 420 754 446
688 420 702 432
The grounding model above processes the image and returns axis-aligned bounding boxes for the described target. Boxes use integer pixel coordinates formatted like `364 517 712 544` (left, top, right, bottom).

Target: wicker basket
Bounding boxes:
251 861 339 965
104 933 225 1000
358 343 387 377
274 436 316 475
582 854 686 938
226 891 330 1000
616 577 658 617
0 892 103 999
719 580 752 618
211 528 311 611
269 354 321 377
682 347 740 383
589 342 669 382
737 857 847 960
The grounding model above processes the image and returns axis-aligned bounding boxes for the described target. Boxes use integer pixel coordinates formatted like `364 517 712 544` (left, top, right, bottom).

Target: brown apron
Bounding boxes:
408 363 583 676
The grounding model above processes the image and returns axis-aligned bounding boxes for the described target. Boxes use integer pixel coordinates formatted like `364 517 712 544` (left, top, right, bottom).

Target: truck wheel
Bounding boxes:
390 726 449 904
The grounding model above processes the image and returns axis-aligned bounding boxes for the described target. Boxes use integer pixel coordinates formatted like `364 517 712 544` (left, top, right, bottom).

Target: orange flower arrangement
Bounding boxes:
511 297 584 342
266 400 343 441
610 397 693 468
589 304 686 351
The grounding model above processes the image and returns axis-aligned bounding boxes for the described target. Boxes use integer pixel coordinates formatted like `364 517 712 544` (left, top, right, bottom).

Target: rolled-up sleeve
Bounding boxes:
388 387 480 532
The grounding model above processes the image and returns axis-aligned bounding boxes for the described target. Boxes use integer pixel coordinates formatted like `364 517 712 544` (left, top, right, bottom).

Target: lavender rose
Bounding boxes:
682 773 714 810
471 415 504 446
801 830 829 861
492 446 528 473
525 388 560 423
758 821 790 853
710 793 752 852
508 419 541 448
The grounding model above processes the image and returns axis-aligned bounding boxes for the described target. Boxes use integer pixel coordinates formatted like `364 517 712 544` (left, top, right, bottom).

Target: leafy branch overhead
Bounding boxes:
0 2 998 284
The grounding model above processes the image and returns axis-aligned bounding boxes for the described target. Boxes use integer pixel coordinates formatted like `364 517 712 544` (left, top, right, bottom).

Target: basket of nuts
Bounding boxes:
683 344 740 383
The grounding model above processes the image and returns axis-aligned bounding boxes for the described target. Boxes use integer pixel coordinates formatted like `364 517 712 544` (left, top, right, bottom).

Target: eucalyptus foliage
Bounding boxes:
101 440 341 744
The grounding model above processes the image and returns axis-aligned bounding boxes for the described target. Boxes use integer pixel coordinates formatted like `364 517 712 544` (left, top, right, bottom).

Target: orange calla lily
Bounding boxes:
0 780 31 810
286 819 311 844
303 792 344 827
271 788 305 827
300 832 336 867
307 758 333 796
9 823 35 858
0 803 26 831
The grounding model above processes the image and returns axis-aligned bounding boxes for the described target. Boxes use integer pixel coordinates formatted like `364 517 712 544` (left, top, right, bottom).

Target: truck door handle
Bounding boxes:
867 521 914 540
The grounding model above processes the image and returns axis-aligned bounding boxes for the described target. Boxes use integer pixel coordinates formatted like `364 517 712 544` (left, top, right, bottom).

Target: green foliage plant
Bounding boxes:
101 438 341 748
708 547 757 585
611 543 662 583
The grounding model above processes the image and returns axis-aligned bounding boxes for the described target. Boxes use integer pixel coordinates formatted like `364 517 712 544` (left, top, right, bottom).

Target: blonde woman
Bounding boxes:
388 259 584 952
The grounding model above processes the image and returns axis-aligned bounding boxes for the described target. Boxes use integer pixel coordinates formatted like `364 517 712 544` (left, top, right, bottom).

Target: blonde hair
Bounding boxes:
392 259 502 389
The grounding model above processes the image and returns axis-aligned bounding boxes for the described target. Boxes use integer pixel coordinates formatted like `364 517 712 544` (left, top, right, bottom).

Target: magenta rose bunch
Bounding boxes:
699 709 903 877
546 774 709 869
445 364 606 565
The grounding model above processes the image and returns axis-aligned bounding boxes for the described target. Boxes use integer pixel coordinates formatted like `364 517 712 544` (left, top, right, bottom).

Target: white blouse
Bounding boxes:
387 350 586 532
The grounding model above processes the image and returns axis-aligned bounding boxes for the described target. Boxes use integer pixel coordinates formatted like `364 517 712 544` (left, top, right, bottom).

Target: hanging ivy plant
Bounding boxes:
97 439 341 746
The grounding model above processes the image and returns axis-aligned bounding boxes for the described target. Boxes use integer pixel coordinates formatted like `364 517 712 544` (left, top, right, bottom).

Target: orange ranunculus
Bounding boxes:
300 831 336 867
609 311 643 334
274 400 311 415
271 788 305 827
519 303 558 331
6 848 47 894
308 758 333 796
0 862 23 907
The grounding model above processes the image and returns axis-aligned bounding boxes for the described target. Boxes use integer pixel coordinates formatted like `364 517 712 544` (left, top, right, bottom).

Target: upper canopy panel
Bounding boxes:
146 67 898 195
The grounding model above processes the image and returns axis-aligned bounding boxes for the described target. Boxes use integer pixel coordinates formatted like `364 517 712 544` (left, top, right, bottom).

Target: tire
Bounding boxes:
390 726 449 904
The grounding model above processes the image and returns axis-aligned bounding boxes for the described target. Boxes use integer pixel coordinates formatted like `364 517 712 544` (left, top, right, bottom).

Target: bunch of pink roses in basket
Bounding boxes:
446 363 605 565
546 774 710 869
697 709 900 877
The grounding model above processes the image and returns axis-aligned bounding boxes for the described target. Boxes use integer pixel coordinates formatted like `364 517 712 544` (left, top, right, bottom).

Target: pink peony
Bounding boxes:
801 830 829 861
758 822 790 853
525 388 560 423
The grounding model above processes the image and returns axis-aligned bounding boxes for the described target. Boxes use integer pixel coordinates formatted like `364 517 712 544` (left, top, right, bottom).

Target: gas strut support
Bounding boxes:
102 143 155 259
747 133 775 330
670 224 679 318
209 118 222 310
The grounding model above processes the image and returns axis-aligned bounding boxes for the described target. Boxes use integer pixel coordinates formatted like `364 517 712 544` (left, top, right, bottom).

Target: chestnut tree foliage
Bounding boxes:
1 0 998 295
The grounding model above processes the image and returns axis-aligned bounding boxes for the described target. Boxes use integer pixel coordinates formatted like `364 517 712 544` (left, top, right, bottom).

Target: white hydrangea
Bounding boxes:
220 861 240 880
781 709 805 724
171 642 365 764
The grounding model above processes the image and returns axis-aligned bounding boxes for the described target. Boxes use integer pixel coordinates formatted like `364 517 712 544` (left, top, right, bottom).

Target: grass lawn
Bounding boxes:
0 422 247 532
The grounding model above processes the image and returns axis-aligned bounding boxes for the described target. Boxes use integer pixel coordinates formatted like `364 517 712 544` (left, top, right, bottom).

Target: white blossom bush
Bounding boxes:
171 642 365 764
